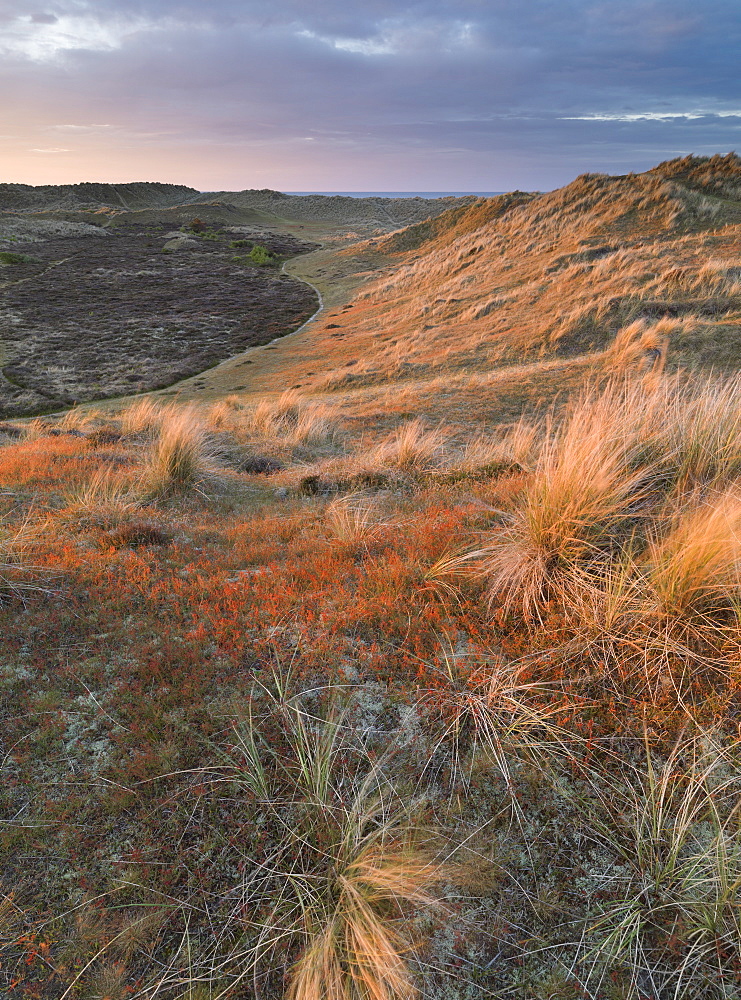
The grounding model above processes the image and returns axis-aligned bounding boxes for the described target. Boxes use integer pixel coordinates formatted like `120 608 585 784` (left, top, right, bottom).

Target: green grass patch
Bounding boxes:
232 244 278 266
0 251 41 266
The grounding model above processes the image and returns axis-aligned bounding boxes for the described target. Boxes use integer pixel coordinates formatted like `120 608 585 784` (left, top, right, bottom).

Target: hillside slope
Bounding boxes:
340 153 741 370
211 154 739 428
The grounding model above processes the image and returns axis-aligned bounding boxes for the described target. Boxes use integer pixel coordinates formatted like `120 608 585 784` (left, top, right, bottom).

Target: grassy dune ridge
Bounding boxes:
1 154 741 999
233 152 739 415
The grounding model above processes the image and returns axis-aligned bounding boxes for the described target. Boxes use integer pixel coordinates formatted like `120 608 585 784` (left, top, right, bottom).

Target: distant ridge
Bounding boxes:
284 191 506 198
0 182 479 229
192 189 480 227
0 181 200 212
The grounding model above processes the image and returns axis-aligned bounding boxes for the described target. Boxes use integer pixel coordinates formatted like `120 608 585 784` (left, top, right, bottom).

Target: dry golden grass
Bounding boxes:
56 405 103 433
287 843 441 1000
449 373 741 707
472 374 741 621
324 493 383 548
432 655 574 805
0 514 43 599
475 385 651 616
242 389 338 445
174 680 458 1000
658 257 741 296
22 416 54 441
458 420 539 472
205 395 248 431
315 166 723 383
85 961 129 1000
143 405 209 495
60 467 141 524
0 885 21 944
642 488 741 621
118 397 167 436
374 419 446 470
667 375 741 487
606 317 678 373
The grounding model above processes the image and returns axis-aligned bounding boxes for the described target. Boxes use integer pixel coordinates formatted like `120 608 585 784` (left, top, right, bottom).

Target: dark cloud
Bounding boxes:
2 1 739 188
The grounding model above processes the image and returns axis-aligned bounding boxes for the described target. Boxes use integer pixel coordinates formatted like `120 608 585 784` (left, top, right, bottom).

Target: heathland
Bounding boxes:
1 153 741 999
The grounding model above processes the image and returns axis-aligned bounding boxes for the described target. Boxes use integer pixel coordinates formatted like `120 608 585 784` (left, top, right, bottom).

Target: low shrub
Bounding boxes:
232 244 276 266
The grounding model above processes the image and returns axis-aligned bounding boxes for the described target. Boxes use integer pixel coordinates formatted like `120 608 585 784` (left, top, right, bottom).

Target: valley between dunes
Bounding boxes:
1 155 741 1000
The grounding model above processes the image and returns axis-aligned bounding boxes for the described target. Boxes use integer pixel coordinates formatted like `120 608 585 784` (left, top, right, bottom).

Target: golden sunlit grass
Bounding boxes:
642 488 741 622
606 317 677 373
143 405 210 495
667 374 741 487
205 395 243 428
473 376 741 626
374 419 446 470
56 405 104 434
59 468 142 527
118 396 167 437
230 159 738 428
459 420 539 473
658 258 741 297
286 843 441 1000
242 389 339 446
474 384 651 617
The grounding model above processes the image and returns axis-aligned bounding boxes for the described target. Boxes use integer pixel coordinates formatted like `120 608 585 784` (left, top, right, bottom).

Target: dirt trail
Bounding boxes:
146 238 390 404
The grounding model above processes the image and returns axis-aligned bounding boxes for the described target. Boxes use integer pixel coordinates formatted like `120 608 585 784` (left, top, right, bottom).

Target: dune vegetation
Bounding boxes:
1 154 741 999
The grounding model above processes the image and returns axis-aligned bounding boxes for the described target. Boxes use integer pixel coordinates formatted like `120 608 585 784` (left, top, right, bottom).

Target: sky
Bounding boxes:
2 1 740 192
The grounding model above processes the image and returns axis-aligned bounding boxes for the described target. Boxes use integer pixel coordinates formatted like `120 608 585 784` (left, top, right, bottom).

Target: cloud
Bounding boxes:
2 0 740 188
51 123 114 130
562 111 741 122
298 17 479 57
0 12 154 61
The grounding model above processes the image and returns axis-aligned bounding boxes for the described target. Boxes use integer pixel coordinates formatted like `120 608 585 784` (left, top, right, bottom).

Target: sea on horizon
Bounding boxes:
284 191 504 199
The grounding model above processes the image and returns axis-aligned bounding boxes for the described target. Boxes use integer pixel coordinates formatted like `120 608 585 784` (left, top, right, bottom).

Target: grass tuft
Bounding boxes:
242 390 339 445
475 385 651 617
166 677 457 1000
571 730 741 997
118 397 167 437
0 515 45 600
324 493 383 549
143 405 209 495
642 487 741 621
375 419 446 470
